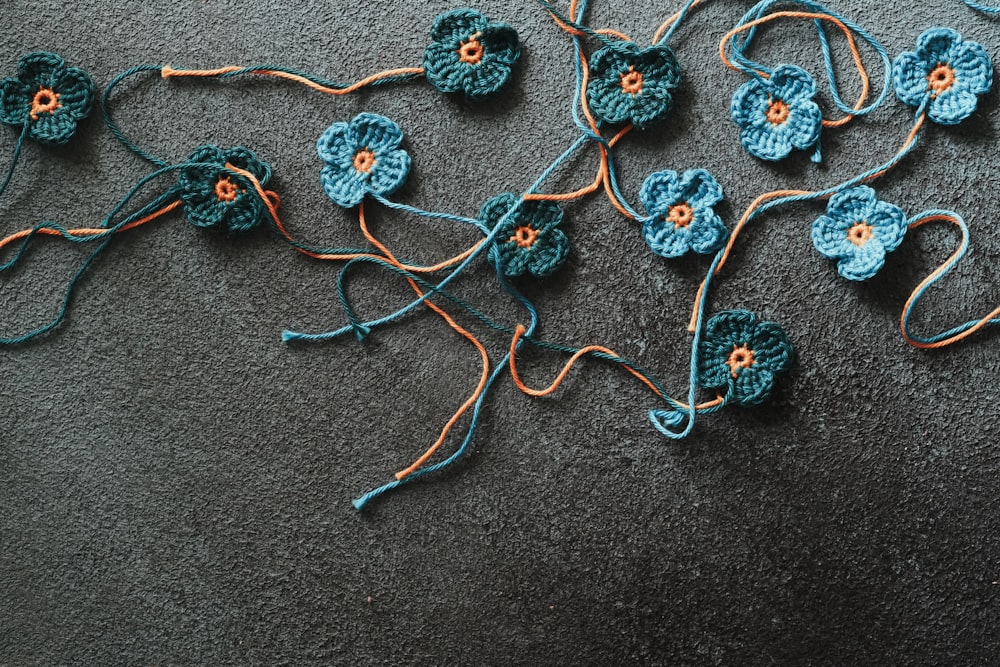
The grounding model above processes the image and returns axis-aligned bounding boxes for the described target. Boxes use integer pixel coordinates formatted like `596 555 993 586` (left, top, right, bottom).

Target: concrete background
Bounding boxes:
1 1 998 664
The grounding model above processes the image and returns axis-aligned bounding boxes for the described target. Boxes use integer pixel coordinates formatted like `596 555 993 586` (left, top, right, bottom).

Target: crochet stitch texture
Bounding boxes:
811 186 907 281
586 41 681 127
177 145 272 233
423 8 521 99
639 168 728 258
0 52 93 145
317 113 411 208
893 27 993 125
730 64 822 161
480 193 569 278
697 310 794 407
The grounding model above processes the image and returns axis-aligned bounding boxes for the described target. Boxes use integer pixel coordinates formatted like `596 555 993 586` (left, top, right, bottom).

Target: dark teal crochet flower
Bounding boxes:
697 310 793 407
317 112 411 208
730 65 822 161
586 41 681 127
480 193 569 278
177 145 273 234
811 186 907 281
639 168 727 258
893 27 993 125
0 52 93 145
423 8 520 99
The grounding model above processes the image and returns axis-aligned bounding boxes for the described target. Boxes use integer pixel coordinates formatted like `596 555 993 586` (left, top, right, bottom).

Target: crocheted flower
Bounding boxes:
177 145 273 234
586 42 681 128
730 65 822 161
423 8 520 99
639 168 727 258
893 27 993 125
0 52 94 145
810 186 907 281
697 310 793 407
480 193 569 278
317 113 411 208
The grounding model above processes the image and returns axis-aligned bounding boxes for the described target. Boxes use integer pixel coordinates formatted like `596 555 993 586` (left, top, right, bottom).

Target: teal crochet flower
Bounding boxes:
893 27 993 125
730 65 822 161
586 42 681 127
177 145 273 233
810 186 907 281
639 168 727 258
480 193 569 278
423 8 520 99
0 52 93 145
317 113 411 208
697 310 793 407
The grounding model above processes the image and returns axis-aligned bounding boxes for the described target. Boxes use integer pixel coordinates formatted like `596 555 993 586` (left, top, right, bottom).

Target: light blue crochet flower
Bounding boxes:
730 64 822 162
639 168 727 258
317 112 411 208
893 27 993 125
810 186 907 281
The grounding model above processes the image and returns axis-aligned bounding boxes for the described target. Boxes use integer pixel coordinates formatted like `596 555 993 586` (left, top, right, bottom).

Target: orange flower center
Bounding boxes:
667 203 694 228
927 63 955 96
214 176 241 202
847 221 874 247
510 225 539 248
458 35 484 65
620 66 644 96
29 86 61 121
726 344 756 378
766 98 790 125
353 149 376 174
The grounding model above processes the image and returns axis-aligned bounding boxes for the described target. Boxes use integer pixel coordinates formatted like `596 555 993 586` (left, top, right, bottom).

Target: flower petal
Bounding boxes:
739 122 794 161
0 79 30 126
747 321 793 374
526 227 570 277
350 112 403 153
629 86 673 127
730 78 769 127
733 368 775 406
52 66 93 119
703 309 757 349
480 24 520 66
639 170 682 215
836 238 886 281
811 214 857 259
368 148 411 196
892 51 932 107
523 199 563 232
826 186 877 224
643 219 692 258
320 164 367 208
181 189 225 229
220 193 264 233
28 111 78 145
589 42 637 76
949 40 993 96
915 27 962 65
929 88 980 125
697 357 733 392
688 211 727 254
784 99 822 151
479 192 519 230
429 8 488 45
17 52 65 88
869 200 907 252
316 122 353 166
188 144 227 166
679 169 723 208
635 45 681 88
586 75 634 124
769 64 817 104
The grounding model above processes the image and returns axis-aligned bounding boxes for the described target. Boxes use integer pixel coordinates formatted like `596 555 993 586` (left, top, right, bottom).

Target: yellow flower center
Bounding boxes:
766 98 790 125
667 203 694 228
458 34 485 65
29 86 61 121
620 66 644 96
927 63 956 96
353 149 377 174
510 225 539 248
847 221 874 247
214 176 241 203
726 344 756 378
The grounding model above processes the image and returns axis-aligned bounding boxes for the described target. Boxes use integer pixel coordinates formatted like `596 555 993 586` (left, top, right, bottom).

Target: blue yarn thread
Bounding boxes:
964 0 1000 14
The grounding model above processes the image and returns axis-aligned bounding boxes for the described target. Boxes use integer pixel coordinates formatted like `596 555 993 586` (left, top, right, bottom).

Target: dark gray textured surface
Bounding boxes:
2 1 999 664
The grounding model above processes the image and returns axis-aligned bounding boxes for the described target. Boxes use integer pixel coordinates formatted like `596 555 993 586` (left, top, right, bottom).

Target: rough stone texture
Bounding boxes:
1 1 999 665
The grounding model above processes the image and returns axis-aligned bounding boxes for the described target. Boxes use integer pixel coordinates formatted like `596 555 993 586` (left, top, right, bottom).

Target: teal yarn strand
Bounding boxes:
101 64 169 167
0 124 29 202
964 0 1000 14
